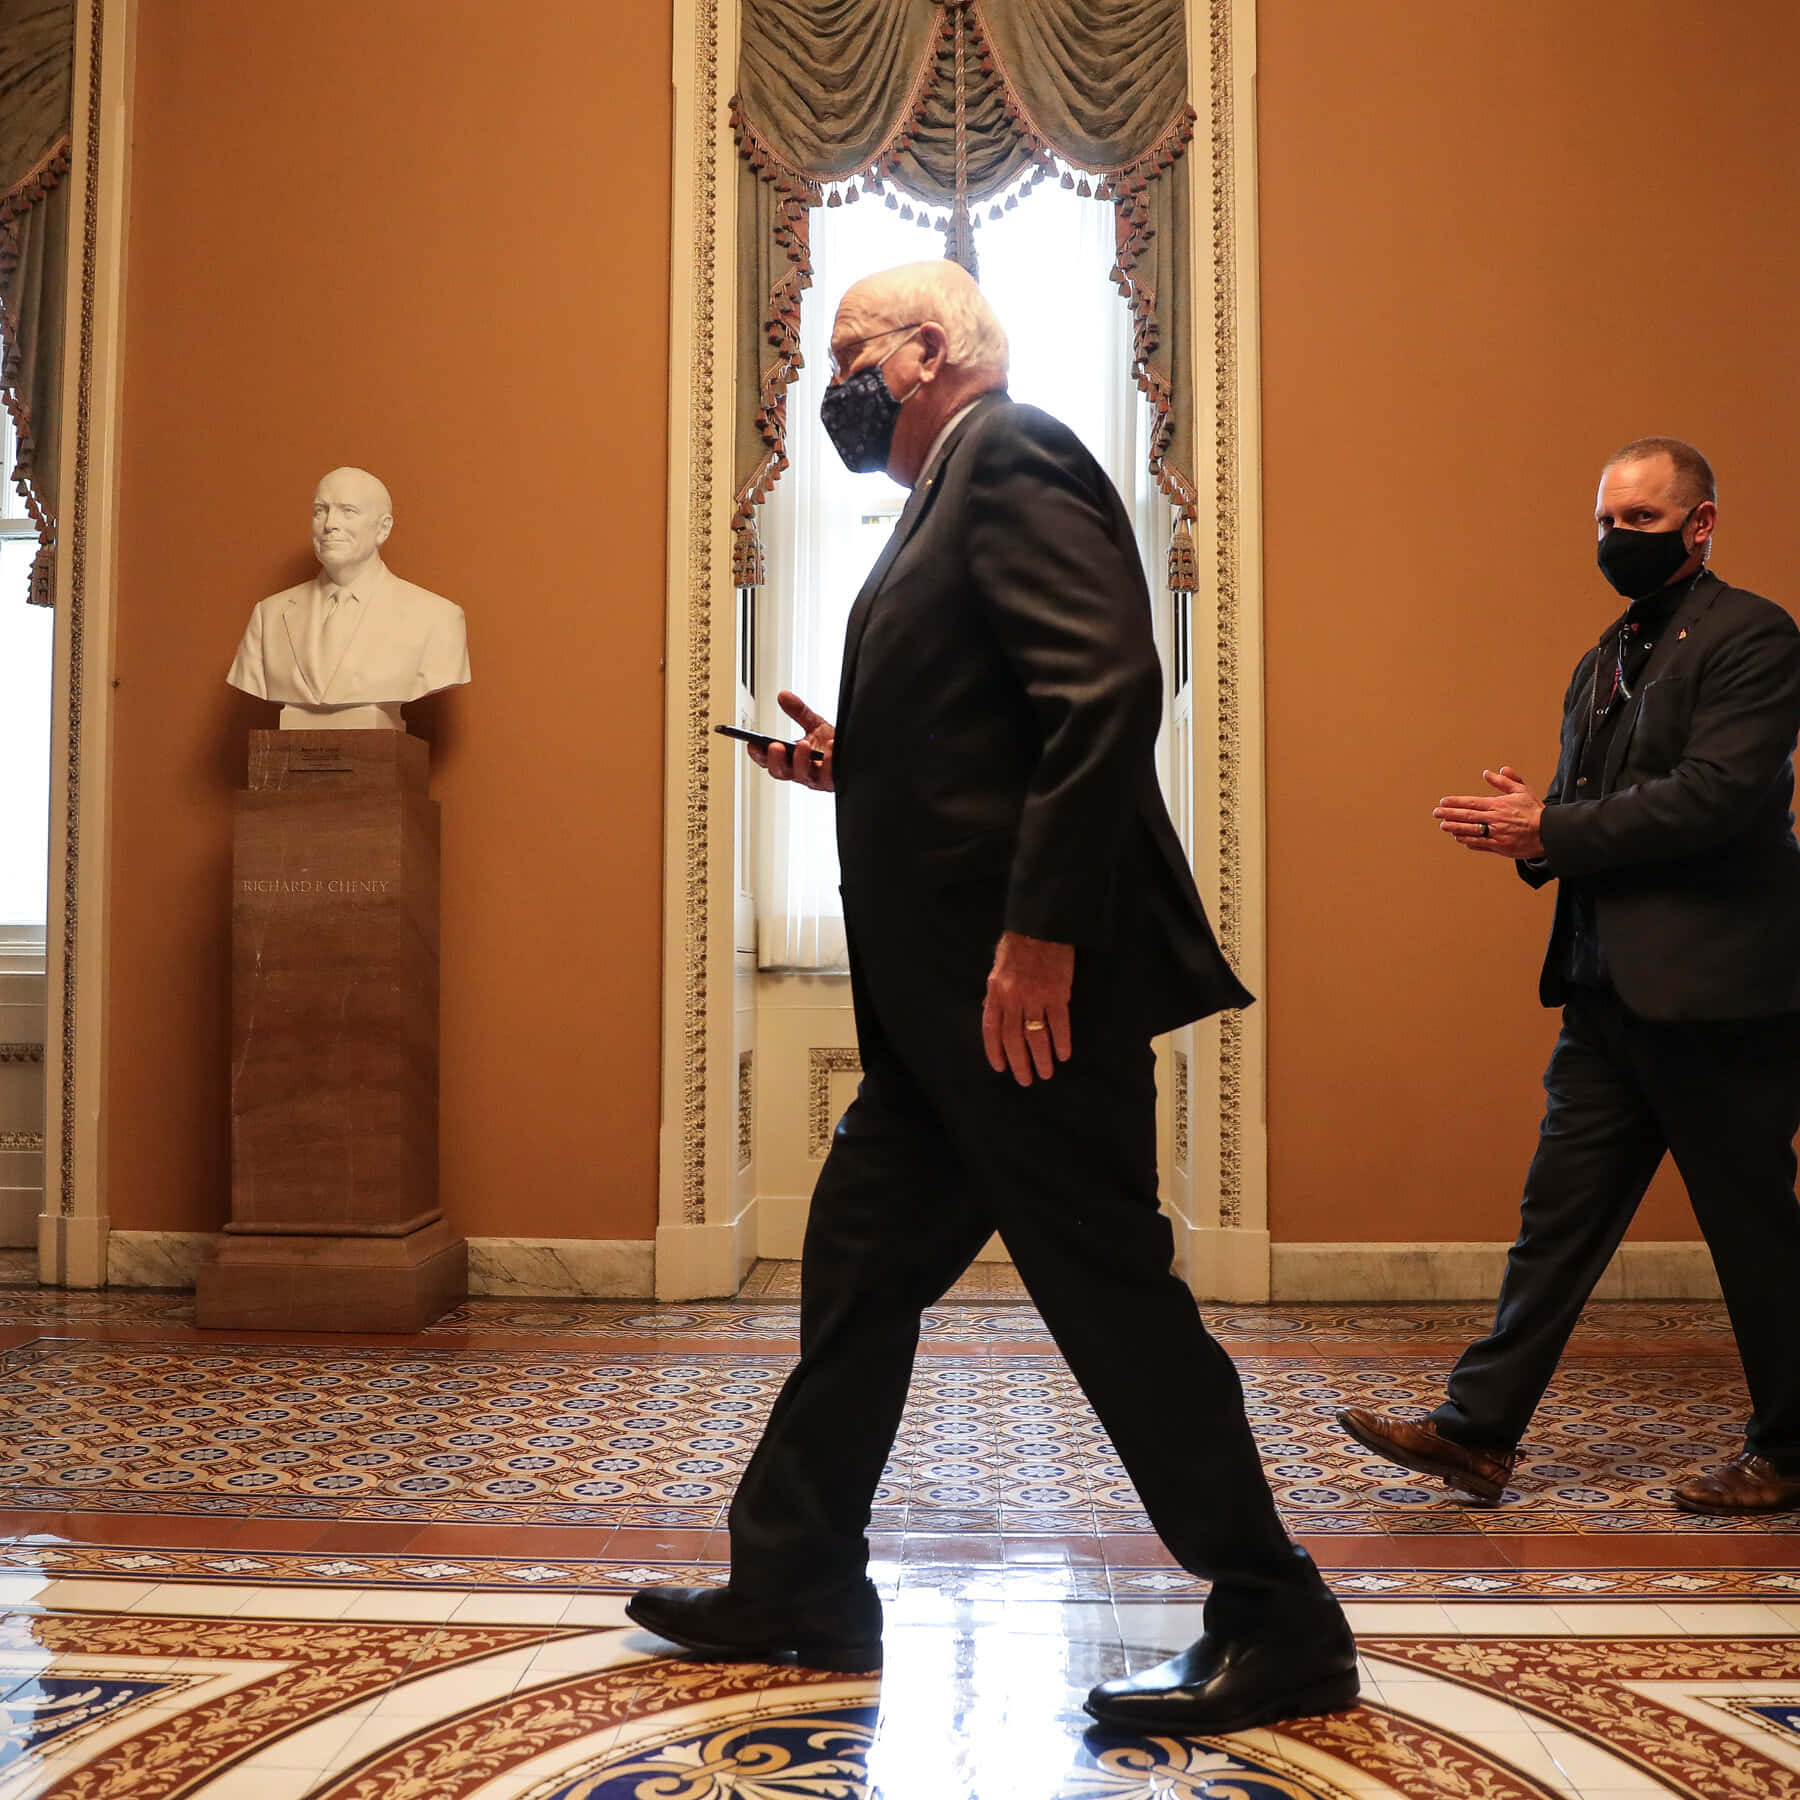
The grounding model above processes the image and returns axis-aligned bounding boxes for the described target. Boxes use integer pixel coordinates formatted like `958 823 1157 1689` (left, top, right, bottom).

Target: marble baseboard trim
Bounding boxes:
1270 1240 1723 1302
107 1229 219 1289
466 1237 653 1299
106 1231 656 1300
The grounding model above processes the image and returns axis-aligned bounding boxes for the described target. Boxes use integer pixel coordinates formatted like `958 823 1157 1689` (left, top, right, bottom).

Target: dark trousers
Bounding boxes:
1431 986 1800 1470
727 909 1315 1627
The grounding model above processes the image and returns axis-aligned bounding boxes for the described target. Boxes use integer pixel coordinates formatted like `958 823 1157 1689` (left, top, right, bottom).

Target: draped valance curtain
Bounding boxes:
731 0 1198 593
0 0 73 608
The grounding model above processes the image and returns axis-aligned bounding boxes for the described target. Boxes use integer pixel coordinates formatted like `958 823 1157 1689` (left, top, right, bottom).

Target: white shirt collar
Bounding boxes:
916 398 986 488
314 565 383 606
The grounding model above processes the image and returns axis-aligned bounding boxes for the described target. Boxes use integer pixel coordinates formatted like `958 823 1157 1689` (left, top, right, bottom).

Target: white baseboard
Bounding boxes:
753 1193 808 1261
1159 1199 1272 1303
1188 1226 1273 1303
102 1230 658 1299
1269 1240 1723 1303
41 1210 109 1289
656 1200 759 1301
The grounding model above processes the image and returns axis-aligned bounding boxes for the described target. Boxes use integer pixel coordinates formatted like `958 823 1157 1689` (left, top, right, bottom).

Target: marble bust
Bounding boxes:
227 467 471 730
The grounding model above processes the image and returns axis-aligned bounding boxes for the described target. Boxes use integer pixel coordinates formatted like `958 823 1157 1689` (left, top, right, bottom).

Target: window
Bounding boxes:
0 409 53 928
754 186 1169 969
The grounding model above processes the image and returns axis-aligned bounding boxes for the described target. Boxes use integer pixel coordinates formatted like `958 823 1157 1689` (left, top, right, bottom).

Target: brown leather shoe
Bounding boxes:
1672 1453 1800 1517
1335 1408 1517 1505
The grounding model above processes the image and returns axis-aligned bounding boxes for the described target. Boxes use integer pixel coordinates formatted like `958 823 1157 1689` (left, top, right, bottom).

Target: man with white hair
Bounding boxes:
630 261 1358 1734
227 466 469 726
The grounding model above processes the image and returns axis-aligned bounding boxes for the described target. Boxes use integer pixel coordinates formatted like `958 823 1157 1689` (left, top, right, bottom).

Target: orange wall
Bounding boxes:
107 3 1800 1252
107 2 673 1237
1257 2 1800 1241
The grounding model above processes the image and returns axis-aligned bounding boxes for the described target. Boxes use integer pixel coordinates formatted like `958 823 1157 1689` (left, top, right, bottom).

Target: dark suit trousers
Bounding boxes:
1430 987 1800 1471
727 891 1312 1626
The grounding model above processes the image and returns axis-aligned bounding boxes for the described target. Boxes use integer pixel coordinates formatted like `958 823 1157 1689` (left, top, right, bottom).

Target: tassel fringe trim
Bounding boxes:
0 133 71 603
731 12 1200 571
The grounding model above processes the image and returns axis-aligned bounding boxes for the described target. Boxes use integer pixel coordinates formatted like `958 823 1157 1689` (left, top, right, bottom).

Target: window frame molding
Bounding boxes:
36 0 136 1287
658 0 1270 1300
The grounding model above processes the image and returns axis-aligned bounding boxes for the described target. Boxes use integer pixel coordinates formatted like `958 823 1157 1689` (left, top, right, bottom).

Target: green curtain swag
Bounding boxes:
0 0 74 607
730 0 1198 594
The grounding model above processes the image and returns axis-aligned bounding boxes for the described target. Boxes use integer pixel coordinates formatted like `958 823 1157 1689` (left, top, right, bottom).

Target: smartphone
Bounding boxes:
715 723 825 764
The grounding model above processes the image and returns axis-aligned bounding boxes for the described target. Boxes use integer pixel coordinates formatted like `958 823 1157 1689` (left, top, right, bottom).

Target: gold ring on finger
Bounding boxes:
1024 1020 1047 1033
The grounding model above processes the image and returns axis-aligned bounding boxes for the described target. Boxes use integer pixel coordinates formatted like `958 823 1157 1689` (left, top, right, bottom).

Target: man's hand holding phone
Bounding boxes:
723 690 835 793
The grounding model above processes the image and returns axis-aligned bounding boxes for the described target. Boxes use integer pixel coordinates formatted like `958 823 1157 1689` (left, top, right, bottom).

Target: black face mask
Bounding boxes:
1596 508 1697 600
819 337 919 474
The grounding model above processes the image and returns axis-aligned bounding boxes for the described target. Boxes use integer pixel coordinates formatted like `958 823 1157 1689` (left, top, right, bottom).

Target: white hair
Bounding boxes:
845 259 1009 376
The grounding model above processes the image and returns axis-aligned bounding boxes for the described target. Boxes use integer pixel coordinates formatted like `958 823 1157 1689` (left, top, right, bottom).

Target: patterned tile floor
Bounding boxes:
0 1287 1795 1796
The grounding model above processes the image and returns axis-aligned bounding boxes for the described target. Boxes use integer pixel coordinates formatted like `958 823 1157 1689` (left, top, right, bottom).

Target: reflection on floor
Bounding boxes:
0 1291 1795 1797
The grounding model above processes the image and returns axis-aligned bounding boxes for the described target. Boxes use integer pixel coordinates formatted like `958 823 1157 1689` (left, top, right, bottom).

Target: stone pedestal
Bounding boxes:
196 730 467 1331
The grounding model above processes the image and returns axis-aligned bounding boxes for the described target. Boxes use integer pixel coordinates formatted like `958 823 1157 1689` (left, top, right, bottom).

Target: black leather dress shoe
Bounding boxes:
625 1580 883 1673
1085 1605 1359 1734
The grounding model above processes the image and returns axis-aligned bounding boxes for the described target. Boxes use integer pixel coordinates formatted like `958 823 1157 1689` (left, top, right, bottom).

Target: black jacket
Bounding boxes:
832 392 1249 1036
1527 569 1800 1019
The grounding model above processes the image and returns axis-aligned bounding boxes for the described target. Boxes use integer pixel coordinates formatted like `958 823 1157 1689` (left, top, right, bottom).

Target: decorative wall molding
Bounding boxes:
1171 1048 1190 1174
807 1047 862 1159
39 0 132 1289
1206 0 1243 1234
675 0 722 1231
1270 1241 1724 1304
0 1044 45 1065
54 0 105 1229
659 0 741 1272
661 1 1265 1295
736 1048 753 1171
0 1131 45 1153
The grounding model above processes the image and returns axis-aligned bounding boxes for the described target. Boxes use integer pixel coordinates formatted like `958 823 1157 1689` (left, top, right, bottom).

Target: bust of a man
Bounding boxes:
227 467 471 730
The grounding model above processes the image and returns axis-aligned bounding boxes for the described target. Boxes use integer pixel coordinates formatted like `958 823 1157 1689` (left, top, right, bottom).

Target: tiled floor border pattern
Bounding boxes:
4 1538 1800 1601
0 1290 1752 1344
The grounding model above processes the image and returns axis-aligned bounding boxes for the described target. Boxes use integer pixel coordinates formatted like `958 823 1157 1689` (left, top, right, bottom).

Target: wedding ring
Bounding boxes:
1024 1020 1047 1032
1480 822 1491 838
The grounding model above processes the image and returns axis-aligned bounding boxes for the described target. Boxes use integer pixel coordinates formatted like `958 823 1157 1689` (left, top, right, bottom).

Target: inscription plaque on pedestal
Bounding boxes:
196 730 468 1331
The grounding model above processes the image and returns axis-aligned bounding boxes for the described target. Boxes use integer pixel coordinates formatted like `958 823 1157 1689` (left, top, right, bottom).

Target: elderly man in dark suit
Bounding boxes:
1340 438 1800 1517
630 259 1356 1733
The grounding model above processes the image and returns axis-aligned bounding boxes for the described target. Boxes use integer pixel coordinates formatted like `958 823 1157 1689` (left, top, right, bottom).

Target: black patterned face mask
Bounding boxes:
820 334 920 473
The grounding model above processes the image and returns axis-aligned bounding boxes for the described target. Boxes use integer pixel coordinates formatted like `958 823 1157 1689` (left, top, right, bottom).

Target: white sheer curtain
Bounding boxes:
1 412 52 929
755 186 1167 970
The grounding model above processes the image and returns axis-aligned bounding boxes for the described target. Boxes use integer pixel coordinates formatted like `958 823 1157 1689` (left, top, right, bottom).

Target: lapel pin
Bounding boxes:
1678 628 1688 640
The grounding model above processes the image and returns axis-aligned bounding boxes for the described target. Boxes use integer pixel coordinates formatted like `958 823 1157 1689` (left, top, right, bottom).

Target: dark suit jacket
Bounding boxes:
832 391 1250 1037
1526 569 1800 1019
